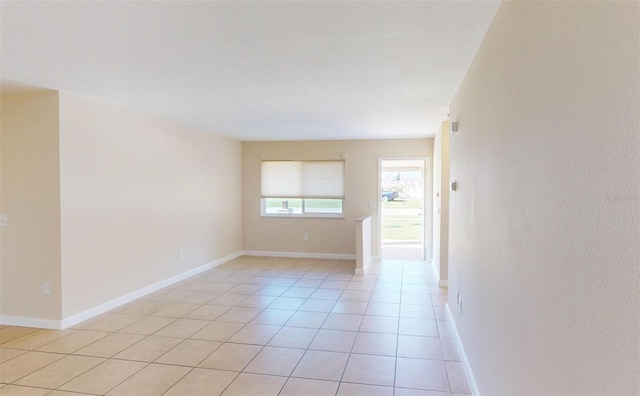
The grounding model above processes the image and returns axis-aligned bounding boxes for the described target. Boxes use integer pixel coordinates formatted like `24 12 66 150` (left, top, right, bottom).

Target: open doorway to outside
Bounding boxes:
380 159 426 260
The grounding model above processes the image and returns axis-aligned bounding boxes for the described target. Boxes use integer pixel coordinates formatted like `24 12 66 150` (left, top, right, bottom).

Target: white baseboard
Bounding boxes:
243 250 356 260
438 280 448 287
0 251 243 330
354 268 364 275
446 303 480 395
0 316 62 330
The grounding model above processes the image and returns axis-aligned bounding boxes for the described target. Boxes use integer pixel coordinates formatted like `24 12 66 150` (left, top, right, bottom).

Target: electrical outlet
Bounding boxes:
456 290 460 305
43 282 51 296
178 249 184 260
303 234 309 242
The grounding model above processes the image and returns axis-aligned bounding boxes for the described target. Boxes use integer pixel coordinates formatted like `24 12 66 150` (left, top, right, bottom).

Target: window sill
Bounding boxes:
261 213 345 219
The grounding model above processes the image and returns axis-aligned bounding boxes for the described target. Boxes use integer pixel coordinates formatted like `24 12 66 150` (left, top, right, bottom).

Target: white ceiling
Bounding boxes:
1 1 499 141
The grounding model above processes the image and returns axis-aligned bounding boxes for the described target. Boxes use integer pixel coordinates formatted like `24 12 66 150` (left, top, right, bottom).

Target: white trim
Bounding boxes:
354 268 365 275
438 280 448 287
60 251 242 329
243 250 356 260
0 251 242 330
446 303 480 395
0 316 62 330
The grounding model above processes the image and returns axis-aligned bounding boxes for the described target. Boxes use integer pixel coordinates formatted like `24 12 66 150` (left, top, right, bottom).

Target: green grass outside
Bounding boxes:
382 217 422 241
382 198 423 241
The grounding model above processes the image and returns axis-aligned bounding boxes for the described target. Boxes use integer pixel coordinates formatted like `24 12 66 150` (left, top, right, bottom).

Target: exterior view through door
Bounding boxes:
380 159 426 260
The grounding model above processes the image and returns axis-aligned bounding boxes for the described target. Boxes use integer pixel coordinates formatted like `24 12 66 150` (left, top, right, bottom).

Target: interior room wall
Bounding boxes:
58 92 243 319
448 1 639 394
0 91 62 322
242 139 433 258
432 120 450 284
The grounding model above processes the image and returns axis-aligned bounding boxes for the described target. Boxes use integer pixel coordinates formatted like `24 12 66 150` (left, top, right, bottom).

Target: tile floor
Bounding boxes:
0 256 470 396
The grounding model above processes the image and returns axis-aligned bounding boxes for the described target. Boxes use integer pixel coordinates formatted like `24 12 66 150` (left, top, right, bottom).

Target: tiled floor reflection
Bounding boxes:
0 256 470 395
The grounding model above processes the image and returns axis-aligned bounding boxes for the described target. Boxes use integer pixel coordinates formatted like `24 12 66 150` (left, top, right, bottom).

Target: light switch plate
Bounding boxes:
0 214 7 227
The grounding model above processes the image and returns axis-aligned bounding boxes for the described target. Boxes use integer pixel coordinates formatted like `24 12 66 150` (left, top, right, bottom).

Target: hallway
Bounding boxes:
0 256 469 395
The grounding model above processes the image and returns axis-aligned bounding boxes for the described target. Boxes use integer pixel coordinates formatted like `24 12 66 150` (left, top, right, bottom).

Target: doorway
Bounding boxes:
379 159 427 260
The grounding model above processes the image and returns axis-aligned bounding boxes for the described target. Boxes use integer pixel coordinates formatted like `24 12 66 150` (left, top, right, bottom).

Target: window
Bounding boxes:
261 160 344 217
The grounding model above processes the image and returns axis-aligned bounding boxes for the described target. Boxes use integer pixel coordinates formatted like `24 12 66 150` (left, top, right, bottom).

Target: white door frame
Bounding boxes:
377 157 433 261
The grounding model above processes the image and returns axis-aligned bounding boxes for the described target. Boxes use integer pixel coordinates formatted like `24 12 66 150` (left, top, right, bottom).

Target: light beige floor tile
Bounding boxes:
337 382 394 396
236 295 277 309
36 330 108 354
1 330 71 351
280 377 338 396
394 388 450 396
73 332 145 358
249 309 294 326
342 353 395 386
437 321 454 338
0 351 64 383
400 304 436 319
321 313 362 331
0 348 27 364
441 338 462 362
209 294 247 306
80 314 141 332
0 385 49 395
434 306 448 321
397 335 443 360
45 391 93 396
228 324 279 345
152 303 200 318
244 346 304 376
0 328 39 345
199 343 262 371
339 290 372 302
399 318 439 337
309 329 356 353
268 327 317 349
216 307 262 324
118 316 176 335
292 350 349 381
185 304 230 320
310 289 343 300
164 368 237 396
58 359 146 395
282 287 315 298
352 332 397 356
396 357 449 392
153 318 209 338
365 302 401 317
119 301 171 316
182 292 220 304
268 297 306 311
114 336 182 362
228 284 262 295
255 286 288 297
14 355 103 389
285 311 328 329
221 372 286 396
191 322 244 342
446 361 471 393
359 316 399 334
401 293 432 305
370 291 402 304
331 300 368 315
107 363 190 396
155 339 221 366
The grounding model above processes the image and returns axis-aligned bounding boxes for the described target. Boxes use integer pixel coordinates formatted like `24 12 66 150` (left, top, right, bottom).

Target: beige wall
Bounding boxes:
242 139 433 257
432 121 449 283
58 93 243 318
0 92 62 321
448 1 639 394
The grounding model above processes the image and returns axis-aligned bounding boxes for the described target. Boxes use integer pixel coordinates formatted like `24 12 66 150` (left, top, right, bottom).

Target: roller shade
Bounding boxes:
261 160 345 199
